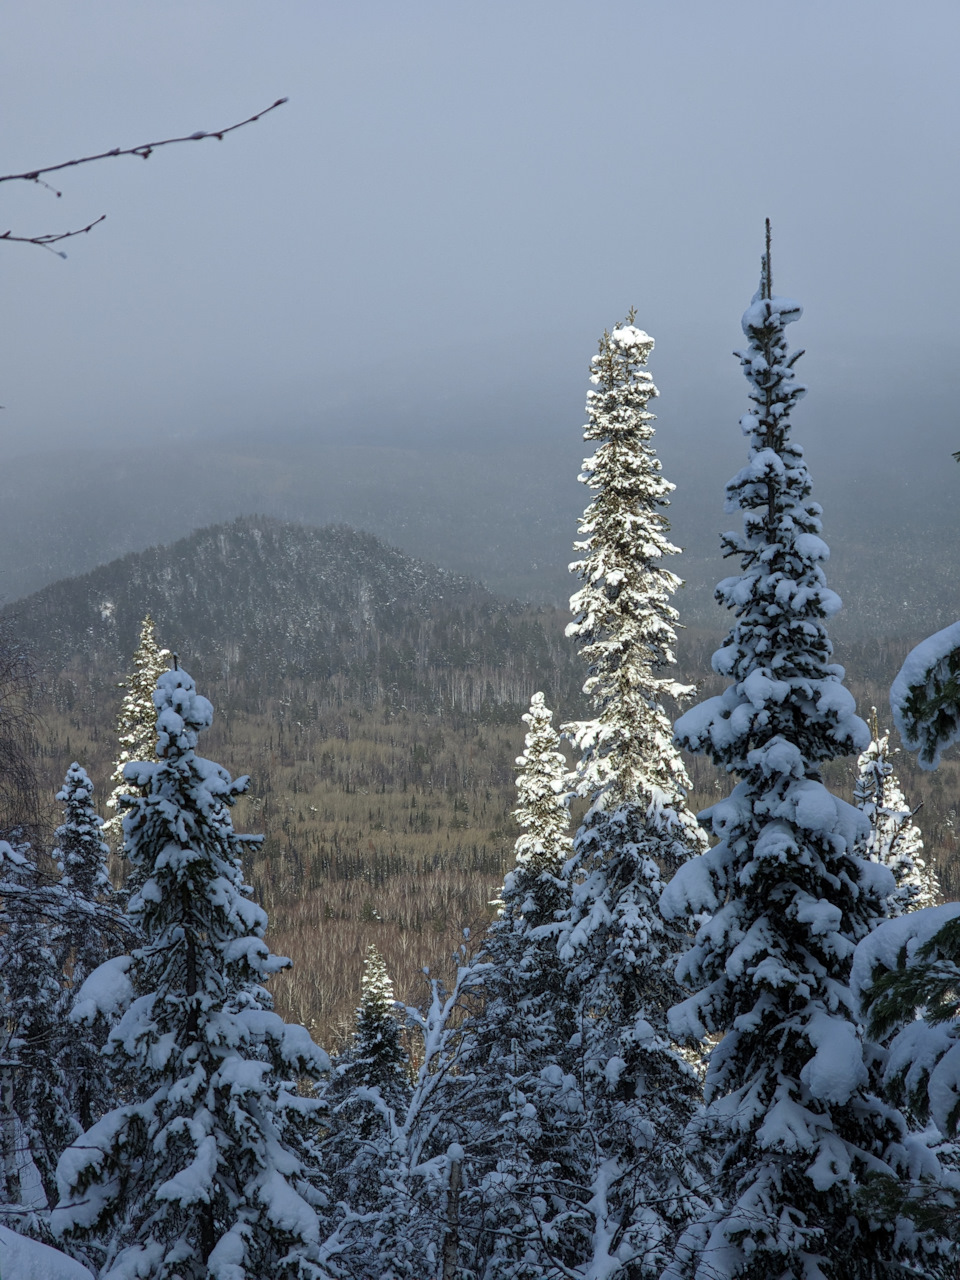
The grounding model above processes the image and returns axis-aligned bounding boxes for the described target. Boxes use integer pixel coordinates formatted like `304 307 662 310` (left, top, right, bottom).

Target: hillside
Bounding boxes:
8 516 960 1043
5 517 584 1041
8 516 581 716
3 423 960 638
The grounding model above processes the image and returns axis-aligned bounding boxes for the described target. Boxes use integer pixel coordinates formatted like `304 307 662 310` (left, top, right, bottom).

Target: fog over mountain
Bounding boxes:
2 2 959 641
2 368 957 641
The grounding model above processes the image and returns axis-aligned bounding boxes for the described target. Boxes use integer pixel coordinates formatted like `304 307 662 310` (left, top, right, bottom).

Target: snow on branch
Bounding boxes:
890 620 960 769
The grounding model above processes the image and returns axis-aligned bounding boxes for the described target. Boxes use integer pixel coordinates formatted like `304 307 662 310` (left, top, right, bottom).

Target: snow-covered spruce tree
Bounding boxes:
0 838 80 1216
326 943 410 1148
536 319 710 1277
54 663 329 1280
843 628 960 1241
52 763 126 1134
103 615 169 845
854 710 938 912
320 946 413 1271
661 235 948 1279
319 959 479 1279
54 763 121 988
449 691 572 1277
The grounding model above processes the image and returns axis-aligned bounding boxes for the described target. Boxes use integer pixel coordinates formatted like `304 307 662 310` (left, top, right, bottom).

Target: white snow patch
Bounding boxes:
0 1226 94 1279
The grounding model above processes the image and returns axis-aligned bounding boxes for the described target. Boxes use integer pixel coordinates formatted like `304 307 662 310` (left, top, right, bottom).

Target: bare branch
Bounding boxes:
2 97 288 254
0 215 107 258
0 98 288 191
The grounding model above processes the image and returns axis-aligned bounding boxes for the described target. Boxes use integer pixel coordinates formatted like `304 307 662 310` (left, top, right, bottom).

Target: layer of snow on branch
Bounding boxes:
850 901 960 1002
741 294 803 331
69 954 134 1025
890 620 960 768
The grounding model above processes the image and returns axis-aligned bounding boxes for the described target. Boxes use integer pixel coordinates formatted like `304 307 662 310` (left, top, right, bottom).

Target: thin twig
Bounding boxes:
2 98 288 253
0 215 107 257
0 98 288 190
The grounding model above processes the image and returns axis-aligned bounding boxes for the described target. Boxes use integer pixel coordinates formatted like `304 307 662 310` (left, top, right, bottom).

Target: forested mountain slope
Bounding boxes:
6 516 959 1040
5 517 584 1039
6 516 581 716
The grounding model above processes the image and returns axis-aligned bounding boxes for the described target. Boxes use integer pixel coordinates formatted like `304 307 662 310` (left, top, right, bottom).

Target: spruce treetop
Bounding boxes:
512 691 569 878
677 249 866 774
104 615 169 843
566 313 698 817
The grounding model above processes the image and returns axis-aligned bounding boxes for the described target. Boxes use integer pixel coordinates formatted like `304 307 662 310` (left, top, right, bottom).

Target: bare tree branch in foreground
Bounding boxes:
1 97 288 255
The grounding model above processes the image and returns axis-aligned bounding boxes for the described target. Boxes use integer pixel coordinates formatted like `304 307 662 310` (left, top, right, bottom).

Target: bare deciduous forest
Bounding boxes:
27 618 960 1046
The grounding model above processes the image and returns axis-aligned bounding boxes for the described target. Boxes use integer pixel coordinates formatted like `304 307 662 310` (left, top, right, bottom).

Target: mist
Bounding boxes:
2 1 959 630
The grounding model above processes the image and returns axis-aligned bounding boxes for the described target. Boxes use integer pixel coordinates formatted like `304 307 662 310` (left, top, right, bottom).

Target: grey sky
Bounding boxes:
3 2 959 566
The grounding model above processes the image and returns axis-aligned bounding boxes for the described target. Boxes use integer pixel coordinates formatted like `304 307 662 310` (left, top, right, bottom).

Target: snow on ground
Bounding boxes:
0 1225 94 1279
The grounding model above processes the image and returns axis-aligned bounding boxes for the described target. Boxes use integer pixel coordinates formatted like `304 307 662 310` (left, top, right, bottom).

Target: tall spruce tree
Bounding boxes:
554 318 710 1278
54 664 329 1280
463 320 711 1280
661 231 948 1279
104 615 169 845
853 711 938 912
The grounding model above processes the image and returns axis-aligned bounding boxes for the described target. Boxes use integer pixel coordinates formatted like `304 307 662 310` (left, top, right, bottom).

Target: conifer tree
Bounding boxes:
328 944 410 1144
54 763 120 986
104 615 169 845
321 945 412 1270
550 318 710 1277
52 763 124 1134
854 711 938 912
661 232 948 1279
846 628 960 1238
320 960 478 1279
0 839 77 1213
54 664 329 1279
450 692 571 1277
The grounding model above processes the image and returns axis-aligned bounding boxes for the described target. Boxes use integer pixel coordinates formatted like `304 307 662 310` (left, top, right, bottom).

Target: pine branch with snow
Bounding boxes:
662 240 951 1279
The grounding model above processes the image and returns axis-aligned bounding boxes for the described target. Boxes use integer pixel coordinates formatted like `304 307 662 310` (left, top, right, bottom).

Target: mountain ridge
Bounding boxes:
5 515 581 718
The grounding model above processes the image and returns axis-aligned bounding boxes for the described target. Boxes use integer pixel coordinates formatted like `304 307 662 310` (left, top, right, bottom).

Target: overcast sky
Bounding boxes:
3 1 959 521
